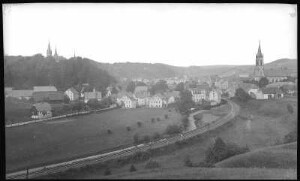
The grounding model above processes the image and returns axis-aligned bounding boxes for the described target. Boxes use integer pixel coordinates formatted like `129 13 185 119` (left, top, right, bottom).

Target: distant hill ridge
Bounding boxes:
4 55 297 81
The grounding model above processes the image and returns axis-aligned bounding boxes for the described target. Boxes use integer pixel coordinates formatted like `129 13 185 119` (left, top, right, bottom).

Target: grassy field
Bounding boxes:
103 167 297 179
63 98 297 179
5 98 33 124
215 142 297 169
5 108 182 172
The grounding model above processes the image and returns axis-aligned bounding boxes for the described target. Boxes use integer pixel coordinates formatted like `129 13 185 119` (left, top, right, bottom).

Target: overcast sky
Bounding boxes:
3 3 297 67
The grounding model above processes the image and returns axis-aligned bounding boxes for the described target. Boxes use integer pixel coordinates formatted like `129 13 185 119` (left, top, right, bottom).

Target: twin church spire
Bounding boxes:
47 41 76 61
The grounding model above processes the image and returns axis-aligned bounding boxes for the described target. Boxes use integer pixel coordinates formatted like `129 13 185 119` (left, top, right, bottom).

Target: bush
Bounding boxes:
104 167 111 175
129 164 137 172
145 160 160 169
157 118 161 122
181 116 189 130
205 137 249 164
165 124 181 135
137 121 142 127
184 155 193 167
193 113 203 121
107 129 112 134
152 132 161 140
143 135 150 143
151 118 155 123
235 88 252 102
287 104 294 114
132 151 151 162
126 126 131 131
165 114 168 119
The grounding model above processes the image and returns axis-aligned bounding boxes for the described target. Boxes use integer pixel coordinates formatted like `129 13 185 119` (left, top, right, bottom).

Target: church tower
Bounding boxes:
253 41 265 81
54 47 59 62
47 41 52 57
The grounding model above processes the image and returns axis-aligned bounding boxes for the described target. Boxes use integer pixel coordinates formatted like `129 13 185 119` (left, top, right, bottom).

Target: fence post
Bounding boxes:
26 168 29 179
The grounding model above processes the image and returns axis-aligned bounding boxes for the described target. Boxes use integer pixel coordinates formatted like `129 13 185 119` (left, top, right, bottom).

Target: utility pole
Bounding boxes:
26 168 29 179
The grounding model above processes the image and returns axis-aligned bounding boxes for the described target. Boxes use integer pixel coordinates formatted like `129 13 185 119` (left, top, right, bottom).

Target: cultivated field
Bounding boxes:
5 108 182 172
71 98 297 179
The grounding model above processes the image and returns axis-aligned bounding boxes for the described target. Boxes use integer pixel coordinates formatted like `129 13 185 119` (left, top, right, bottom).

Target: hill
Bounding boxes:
215 142 297 169
4 54 116 91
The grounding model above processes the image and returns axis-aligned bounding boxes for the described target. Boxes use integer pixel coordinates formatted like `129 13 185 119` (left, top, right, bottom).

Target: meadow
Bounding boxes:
66 97 297 179
5 107 182 172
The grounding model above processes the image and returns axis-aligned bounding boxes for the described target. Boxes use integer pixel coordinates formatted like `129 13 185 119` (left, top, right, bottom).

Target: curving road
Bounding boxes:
6 99 240 179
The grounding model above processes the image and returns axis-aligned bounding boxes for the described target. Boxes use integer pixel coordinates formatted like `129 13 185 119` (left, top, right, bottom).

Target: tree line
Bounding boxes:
4 54 116 92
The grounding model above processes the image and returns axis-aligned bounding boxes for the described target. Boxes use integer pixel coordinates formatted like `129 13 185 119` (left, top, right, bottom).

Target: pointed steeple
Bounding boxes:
54 46 58 56
256 40 263 57
47 41 52 57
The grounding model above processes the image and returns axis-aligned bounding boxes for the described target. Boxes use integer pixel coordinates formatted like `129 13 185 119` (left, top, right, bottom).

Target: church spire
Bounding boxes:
257 40 263 57
47 41 52 57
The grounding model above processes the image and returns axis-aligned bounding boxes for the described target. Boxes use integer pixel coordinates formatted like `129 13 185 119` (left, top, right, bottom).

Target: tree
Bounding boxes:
126 126 131 131
175 82 185 92
176 90 195 114
258 77 269 88
156 118 161 122
287 104 294 114
63 95 70 104
165 114 168 119
126 81 136 93
136 81 147 86
150 80 168 95
111 87 118 94
129 164 137 172
235 88 251 102
107 129 112 134
151 118 155 123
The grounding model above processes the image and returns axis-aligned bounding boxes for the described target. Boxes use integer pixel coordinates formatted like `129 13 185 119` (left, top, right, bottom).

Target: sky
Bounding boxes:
3 3 297 67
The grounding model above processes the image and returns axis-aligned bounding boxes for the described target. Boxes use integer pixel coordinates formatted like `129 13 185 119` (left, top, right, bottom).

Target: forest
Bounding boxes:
4 54 116 92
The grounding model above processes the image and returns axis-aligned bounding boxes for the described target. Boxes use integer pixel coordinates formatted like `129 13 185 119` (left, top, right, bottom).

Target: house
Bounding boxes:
264 69 289 83
65 87 80 101
189 84 210 104
149 94 166 108
31 102 52 119
208 89 222 105
123 96 137 109
6 90 34 100
238 82 259 93
32 91 65 103
261 87 284 99
84 88 102 103
33 86 57 92
116 92 133 106
134 93 149 107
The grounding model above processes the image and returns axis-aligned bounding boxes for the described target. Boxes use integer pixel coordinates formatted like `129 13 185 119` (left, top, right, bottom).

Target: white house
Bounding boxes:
208 89 221 105
248 88 265 99
65 87 79 101
164 91 180 104
261 87 284 99
148 94 166 108
123 96 137 109
189 85 209 104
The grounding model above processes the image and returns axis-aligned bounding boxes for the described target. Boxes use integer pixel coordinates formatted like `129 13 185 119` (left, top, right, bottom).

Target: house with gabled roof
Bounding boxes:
6 90 34 100
84 88 102 103
31 102 52 119
32 91 65 103
33 86 57 92
261 87 284 99
65 87 79 101
148 93 167 108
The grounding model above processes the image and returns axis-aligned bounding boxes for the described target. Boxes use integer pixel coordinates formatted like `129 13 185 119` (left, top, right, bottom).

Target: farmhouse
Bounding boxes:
134 94 149 107
6 90 34 100
33 91 65 103
261 87 284 99
248 88 265 99
84 88 102 103
65 87 79 101
33 86 57 92
31 102 52 119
